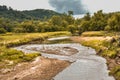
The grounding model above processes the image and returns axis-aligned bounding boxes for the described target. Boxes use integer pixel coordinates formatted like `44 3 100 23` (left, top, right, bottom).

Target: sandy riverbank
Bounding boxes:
0 56 70 80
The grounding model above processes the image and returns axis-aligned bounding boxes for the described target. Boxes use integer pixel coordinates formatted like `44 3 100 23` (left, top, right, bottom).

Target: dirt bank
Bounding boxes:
0 57 70 80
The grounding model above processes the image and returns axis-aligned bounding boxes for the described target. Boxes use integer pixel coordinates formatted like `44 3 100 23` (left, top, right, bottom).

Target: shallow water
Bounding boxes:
47 36 70 41
14 37 115 80
54 59 114 80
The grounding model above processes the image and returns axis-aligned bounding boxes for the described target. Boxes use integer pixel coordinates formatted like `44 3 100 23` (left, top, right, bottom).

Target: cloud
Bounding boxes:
49 0 88 14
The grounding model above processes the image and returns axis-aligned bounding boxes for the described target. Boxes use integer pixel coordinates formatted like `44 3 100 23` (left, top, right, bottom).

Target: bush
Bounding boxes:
23 53 40 61
0 28 6 34
102 50 117 58
110 65 120 80
0 46 40 66
68 25 77 35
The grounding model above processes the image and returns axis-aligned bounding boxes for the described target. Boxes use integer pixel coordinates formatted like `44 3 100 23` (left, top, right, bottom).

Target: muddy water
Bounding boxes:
14 37 115 80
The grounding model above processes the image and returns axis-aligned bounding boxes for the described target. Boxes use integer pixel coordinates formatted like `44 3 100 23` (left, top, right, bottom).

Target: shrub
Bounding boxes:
0 46 40 66
110 66 120 80
102 50 117 58
0 28 6 34
23 53 40 61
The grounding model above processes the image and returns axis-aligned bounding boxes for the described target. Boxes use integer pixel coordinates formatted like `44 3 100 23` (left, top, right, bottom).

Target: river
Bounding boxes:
14 36 115 80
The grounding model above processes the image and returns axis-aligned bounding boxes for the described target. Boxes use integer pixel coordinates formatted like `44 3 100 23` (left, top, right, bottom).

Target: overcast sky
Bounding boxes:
0 0 120 14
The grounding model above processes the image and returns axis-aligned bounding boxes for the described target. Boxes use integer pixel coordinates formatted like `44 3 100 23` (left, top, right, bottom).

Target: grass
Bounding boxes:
81 31 120 37
0 31 71 47
80 39 118 58
0 31 71 69
0 46 40 68
76 31 120 80
81 31 107 36
110 65 120 80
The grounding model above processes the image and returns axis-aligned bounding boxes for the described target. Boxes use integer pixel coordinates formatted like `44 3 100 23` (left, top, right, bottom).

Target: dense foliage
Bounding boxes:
76 10 120 34
0 5 75 33
0 5 61 21
1 5 120 34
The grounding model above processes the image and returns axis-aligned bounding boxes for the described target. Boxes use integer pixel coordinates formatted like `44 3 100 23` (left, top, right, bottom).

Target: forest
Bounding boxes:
0 5 61 20
0 5 120 35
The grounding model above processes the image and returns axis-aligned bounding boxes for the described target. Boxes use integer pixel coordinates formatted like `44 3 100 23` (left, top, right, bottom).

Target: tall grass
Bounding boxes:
81 31 120 37
78 31 120 80
0 31 71 47
0 31 71 69
81 31 106 36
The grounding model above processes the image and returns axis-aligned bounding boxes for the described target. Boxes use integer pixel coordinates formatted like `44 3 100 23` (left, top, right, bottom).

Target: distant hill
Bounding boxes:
0 5 61 20
23 9 61 20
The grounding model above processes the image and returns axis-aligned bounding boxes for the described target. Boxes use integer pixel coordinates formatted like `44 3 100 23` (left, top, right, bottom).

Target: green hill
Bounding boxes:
23 9 61 20
0 5 61 20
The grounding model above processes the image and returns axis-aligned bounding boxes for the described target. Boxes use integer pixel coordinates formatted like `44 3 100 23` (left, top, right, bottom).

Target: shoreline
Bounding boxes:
71 36 119 80
0 56 71 80
0 35 118 80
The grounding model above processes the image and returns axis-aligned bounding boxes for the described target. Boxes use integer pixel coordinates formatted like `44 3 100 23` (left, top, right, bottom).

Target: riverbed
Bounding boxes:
14 36 115 80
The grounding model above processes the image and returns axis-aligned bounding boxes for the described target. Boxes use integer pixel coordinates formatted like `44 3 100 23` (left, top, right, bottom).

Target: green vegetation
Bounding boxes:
81 31 106 36
0 5 120 35
0 32 70 47
73 10 120 79
0 31 70 69
110 66 120 80
0 5 120 79
0 5 72 68
0 5 61 20
81 31 120 37
79 31 120 80
0 28 6 34
0 6 75 33
0 46 40 68
67 10 120 35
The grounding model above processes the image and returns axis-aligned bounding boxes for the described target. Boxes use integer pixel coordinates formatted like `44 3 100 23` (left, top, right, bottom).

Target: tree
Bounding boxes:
0 5 8 11
68 25 77 34
83 12 91 21
50 16 62 26
106 13 120 31
0 28 6 34
88 10 107 31
9 7 13 11
21 21 36 33
63 15 75 25
93 10 104 21
80 21 90 31
25 25 35 33
68 11 74 16
61 20 68 28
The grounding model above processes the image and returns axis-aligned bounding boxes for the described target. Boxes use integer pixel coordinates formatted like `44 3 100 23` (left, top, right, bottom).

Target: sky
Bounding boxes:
0 0 120 14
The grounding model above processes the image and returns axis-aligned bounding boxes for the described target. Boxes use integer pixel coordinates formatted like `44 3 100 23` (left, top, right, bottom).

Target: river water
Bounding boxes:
14 37 115 80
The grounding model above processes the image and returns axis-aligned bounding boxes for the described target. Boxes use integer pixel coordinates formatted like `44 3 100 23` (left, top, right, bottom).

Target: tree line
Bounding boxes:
0 13 75 33
75 10 120 35
0 5 120 34
0 5 61 21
